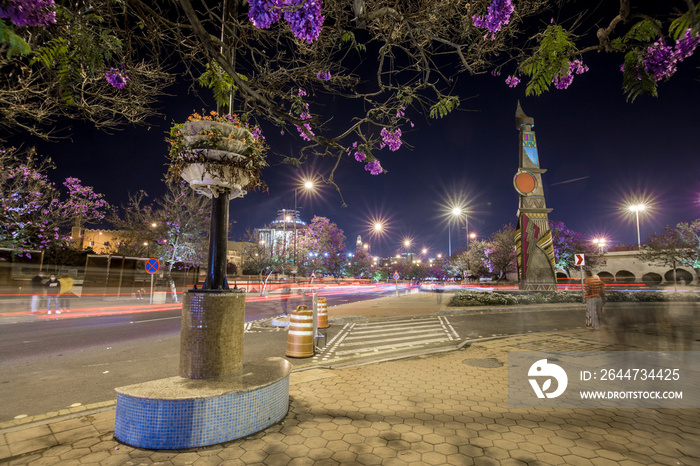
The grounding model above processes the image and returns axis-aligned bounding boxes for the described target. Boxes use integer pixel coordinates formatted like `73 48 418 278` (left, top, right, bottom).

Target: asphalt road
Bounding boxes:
0 286 398 421
1 294 697 423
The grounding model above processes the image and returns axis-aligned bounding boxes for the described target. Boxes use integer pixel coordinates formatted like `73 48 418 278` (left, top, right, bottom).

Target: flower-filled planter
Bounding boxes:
168 112 267 198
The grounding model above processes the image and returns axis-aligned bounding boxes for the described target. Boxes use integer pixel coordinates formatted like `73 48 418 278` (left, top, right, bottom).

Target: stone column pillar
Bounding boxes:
180 290 245 379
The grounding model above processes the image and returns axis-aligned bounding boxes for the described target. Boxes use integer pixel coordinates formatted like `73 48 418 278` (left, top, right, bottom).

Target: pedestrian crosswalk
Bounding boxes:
313 316 459 362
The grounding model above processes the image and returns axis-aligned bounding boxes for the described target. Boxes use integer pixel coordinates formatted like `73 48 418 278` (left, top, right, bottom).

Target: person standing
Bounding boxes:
59 273 74 312
30 272 44 313
45 274 61 314
280 285 291 316
435 282 444 304
583 270 605 329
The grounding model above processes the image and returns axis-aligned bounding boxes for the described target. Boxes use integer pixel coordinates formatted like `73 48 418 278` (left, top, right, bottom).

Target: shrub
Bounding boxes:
447 290 700 307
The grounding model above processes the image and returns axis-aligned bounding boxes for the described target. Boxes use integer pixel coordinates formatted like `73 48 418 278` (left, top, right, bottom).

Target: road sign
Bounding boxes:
145 258 160 274
574 254 585 266
311 272 316 279
393 271 400 280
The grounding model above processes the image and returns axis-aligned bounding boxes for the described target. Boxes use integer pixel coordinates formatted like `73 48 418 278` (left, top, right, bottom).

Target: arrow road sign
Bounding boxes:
574 254 585 266
145 258 160 274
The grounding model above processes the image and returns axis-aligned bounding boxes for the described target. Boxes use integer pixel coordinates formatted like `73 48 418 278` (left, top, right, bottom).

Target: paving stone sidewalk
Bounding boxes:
2 327 698 466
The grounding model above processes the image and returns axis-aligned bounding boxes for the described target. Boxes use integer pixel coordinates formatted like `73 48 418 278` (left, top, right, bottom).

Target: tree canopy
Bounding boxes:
0 146 109 254
2 0 698 194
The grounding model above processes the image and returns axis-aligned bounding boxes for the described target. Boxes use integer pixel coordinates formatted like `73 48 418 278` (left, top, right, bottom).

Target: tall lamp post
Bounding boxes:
449 207 462 256
293 180 314 266
628 204 646 248
403 239 412 262
450 207 469 257
282 209 288 264
371 222 383 253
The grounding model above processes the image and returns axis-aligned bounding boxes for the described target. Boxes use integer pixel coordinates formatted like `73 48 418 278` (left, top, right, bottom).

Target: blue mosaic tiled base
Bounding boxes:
114 359 291 449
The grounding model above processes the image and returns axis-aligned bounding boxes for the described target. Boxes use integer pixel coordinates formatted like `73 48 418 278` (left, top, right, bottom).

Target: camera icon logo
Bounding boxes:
528 359 568 399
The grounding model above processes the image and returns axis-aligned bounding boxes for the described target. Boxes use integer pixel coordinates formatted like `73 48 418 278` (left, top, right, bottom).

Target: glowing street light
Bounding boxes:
449 206 471 260
365 216 388 256
628 204 647 248
448 207 462 256
293 179 316 265
592 237 607 254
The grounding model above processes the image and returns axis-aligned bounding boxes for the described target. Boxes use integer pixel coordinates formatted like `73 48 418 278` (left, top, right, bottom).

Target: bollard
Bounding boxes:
317 296 329 329
285 305 314 358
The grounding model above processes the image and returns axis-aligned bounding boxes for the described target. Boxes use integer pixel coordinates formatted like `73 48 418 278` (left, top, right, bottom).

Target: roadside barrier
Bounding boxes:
285 305 314 358
317 297 329 329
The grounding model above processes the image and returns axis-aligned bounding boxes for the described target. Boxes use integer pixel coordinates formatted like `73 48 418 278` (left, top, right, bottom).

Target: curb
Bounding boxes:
0 400 116 431
437 303 585 315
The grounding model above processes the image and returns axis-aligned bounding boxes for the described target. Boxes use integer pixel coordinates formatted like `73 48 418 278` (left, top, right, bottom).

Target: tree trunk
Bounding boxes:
260 269 275 296
167 237 180 302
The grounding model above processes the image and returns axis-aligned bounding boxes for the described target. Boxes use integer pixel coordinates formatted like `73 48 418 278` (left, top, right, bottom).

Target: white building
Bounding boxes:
256 210 306 254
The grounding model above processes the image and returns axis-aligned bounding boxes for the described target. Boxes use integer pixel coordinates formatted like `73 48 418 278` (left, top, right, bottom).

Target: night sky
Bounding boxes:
12 38 700 258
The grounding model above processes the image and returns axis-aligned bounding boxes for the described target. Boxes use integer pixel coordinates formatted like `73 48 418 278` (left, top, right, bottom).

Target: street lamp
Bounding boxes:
293 179 315 266
592 238 607 254
449 207 462 256
628 204 646 248
449 207 470 258
282 209 288 264
403 238 413 262
367 218 387 255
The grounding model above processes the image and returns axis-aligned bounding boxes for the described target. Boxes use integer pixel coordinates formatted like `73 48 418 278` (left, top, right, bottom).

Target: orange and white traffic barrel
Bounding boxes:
317 297 329 329
285 305 314 358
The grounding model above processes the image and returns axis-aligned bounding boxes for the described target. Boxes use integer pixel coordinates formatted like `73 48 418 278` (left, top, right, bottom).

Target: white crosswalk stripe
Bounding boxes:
314 316 459 361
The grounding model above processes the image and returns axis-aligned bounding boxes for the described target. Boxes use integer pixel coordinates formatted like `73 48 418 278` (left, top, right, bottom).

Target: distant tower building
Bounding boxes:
513 102 557 291
356 235 362 249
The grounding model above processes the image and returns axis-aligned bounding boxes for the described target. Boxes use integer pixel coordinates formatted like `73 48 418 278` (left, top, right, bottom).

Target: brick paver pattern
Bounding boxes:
2 330 699 465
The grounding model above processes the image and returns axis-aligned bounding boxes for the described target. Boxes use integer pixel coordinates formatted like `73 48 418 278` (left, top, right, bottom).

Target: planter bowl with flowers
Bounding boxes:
167 111 267 199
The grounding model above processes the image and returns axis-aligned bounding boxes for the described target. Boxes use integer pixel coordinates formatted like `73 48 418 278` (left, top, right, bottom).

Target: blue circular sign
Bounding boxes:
145 258 160 274
393 271 400 280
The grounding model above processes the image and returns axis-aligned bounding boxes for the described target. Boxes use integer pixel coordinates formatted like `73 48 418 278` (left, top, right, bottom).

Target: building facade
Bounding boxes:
255 210 306 255
71 227 121 255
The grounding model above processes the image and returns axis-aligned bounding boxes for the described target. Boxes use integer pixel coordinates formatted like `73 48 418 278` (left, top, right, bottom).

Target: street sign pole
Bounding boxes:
312 292 318 355
145 258 161 305
150 274 155 305
575 254 585 304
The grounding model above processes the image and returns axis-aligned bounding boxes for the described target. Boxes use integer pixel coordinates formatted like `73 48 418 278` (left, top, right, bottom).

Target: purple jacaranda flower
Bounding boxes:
505 75 520 88
105 67 130 89
364 160 383 175
472 0 514 39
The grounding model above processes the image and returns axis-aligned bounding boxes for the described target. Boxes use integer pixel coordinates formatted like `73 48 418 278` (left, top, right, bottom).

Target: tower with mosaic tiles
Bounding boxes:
513 102 557 291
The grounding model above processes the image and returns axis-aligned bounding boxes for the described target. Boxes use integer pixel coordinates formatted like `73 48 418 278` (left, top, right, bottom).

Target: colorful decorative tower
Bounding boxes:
513 102 557 291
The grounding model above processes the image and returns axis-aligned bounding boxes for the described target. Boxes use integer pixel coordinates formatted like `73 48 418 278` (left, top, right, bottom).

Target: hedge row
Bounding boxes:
448 290 700 307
